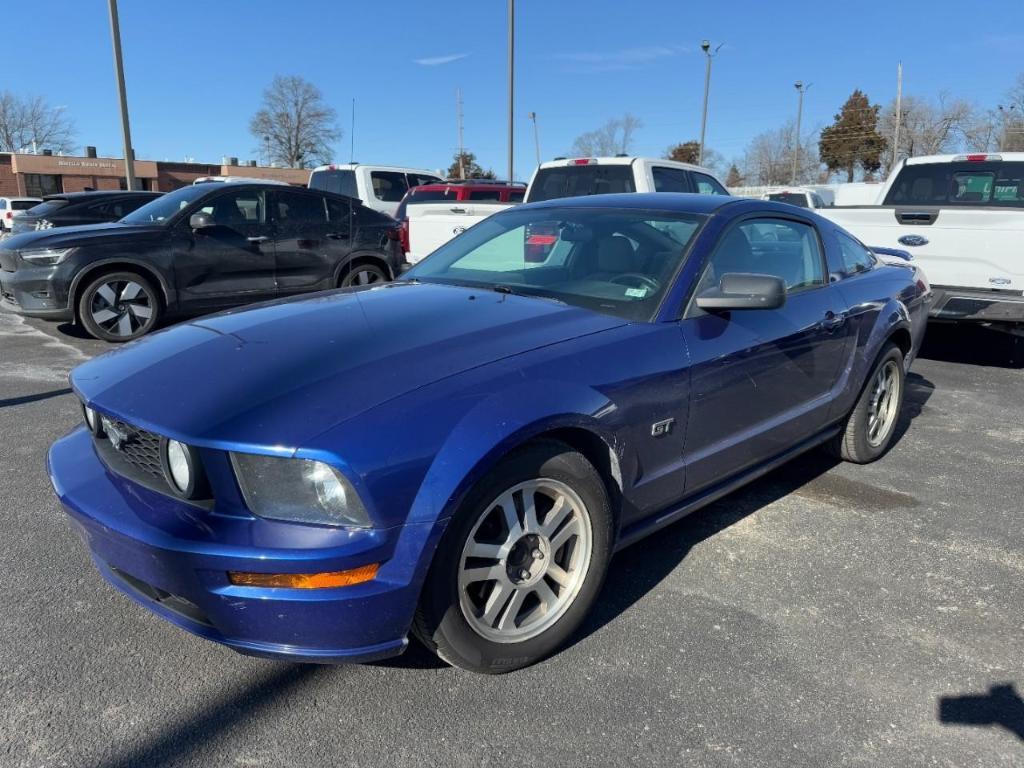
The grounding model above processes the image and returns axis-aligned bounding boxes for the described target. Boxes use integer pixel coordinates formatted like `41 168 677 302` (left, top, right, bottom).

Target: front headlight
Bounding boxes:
20 247 73 266
230 453 370 528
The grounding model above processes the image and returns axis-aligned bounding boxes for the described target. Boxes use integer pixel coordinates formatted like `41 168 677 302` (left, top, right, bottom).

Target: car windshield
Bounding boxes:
120 185 211 224
404 206 705 321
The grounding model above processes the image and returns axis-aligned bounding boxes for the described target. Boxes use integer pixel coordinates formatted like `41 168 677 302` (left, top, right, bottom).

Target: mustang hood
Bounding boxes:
71 282 625 450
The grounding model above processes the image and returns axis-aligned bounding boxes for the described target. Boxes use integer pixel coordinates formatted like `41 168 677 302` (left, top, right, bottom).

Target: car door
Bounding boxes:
680 215 850 493
171 188 277 310
270 189 349 294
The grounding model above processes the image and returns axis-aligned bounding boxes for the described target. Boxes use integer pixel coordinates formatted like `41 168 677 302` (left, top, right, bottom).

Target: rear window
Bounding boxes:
883 162 1024 207
526 165 635 203
12 200 40 211
309 169 358 198
766 192 810 207
468 189 502 201
370 171 409 202
20 200 66 217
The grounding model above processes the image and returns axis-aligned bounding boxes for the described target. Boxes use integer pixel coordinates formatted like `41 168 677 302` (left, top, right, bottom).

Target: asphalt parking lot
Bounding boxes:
1 309 1022 768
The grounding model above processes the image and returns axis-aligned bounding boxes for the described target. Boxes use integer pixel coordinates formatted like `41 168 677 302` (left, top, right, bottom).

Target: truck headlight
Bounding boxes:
20 247 74 266
229 453 370 528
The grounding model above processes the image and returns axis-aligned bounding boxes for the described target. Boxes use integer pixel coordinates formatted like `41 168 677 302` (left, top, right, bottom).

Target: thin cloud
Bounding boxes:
414 53 469 67
554 45 690 73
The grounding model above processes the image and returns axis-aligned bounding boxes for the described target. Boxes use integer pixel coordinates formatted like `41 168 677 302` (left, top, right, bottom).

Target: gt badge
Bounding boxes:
651 418 674 437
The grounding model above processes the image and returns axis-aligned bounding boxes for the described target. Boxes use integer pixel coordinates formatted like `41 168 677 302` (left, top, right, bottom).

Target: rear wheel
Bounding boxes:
829 343 906 463
340 263 387 287
78 271 161 342
413 441 613 673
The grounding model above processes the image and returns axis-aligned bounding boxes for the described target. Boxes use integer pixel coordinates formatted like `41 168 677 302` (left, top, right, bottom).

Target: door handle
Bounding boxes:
820 311 846 332
450 207 467 214
247 235 270 243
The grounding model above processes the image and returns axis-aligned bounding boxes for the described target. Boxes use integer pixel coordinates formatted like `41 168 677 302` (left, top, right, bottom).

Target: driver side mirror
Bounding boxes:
696 272 786 311
189 212 215 232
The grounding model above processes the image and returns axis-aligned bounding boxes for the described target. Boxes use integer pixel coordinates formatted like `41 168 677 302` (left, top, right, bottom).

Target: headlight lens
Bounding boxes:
20 247 73 265
160 439 207 499
230 453 370 528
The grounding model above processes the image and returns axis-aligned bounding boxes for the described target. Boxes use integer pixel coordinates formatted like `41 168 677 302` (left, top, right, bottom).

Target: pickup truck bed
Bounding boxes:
406 202 513 264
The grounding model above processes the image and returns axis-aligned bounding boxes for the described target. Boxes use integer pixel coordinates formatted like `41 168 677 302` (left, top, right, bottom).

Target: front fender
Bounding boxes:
407 378 617 528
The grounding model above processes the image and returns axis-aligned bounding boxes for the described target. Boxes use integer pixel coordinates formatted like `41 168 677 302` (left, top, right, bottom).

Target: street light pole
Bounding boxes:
698 40 722 167
528 111 540 168
507 0 515 183
791 81 811 184
107 0 137 190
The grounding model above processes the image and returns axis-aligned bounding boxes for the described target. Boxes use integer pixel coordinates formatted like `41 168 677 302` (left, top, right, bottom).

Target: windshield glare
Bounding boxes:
404 207 705 321
120 185 210 224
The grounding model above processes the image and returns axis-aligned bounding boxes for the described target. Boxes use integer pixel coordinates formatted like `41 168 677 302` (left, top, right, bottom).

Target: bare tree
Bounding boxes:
879 93 974 172
249 75 340 168
0 91 75 153
739 120 821 185
570 114 642 157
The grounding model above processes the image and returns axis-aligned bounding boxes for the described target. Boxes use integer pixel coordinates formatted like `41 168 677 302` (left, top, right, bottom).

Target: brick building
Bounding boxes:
0 149 307 198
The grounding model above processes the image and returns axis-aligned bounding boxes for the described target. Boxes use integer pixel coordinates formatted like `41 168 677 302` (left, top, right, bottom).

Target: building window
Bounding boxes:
24 174 63 197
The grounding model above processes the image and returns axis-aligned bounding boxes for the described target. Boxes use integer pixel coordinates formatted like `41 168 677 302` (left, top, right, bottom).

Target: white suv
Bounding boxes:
525 156 729 203
308 164 444 218
0 196 43 234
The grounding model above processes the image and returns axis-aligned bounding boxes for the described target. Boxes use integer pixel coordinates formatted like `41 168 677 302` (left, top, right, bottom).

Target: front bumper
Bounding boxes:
48 427 444 664
930 285 1024 324
0 260 74 319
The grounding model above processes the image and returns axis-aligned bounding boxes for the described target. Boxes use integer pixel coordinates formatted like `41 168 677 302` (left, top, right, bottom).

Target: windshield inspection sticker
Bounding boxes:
624 287 648 298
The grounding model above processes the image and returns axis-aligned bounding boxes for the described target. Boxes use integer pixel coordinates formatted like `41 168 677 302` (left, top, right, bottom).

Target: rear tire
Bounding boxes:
829 343 906 463
340 263 387 288
78 271 161 342
413 441 613 674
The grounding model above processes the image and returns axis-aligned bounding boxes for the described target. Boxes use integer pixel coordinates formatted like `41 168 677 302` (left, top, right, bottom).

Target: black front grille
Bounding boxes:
104 418 164 479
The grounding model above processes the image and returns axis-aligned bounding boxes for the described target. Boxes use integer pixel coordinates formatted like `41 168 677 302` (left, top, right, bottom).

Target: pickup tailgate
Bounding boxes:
821 207 1024 290
407 202 512 264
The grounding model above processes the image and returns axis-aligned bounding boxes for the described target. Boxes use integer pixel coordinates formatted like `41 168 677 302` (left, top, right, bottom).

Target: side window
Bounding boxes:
205 190 264 235
408 173 442 188
652 166 690 193
468 189 502 201
696 218 824 297
326 197 351 237
271 191 327 237
371 171 409 202
835 231 876 276
692 172 728 196
0 200 6 210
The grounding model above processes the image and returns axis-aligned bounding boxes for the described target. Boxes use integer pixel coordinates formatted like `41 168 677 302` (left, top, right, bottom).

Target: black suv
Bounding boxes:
0 182 404 341
11 191 162 235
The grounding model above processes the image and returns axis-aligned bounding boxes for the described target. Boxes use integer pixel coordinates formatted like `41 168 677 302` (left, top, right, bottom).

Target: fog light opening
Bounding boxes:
227 563 380 589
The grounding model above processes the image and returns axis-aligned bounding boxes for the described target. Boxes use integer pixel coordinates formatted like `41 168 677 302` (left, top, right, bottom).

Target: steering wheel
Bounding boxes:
610 273 660 293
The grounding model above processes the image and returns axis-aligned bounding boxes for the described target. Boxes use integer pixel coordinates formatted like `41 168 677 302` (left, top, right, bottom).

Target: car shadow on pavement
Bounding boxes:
569 370 935 651
94 664 331 768
920 323 1024 368
939 683 1024 741
0 387 71 409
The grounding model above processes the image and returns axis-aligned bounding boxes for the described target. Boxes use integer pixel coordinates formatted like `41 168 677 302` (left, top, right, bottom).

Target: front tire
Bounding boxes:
340 262 387 287
830 343 906 463
78 271 161 342
413 441 613 673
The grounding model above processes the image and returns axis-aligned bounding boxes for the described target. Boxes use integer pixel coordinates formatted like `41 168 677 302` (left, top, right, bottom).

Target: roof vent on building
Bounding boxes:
85 146 97 158
228 157 239 166
42 149 53 156
248 160 257 167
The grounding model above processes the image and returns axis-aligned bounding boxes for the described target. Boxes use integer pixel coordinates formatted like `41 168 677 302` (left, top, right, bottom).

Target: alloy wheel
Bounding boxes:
458 478 593 643
349 268 384 286
89 279 154 338
867 359 901 447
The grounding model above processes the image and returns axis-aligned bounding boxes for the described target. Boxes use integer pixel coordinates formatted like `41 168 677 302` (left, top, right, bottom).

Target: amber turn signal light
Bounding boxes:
227 563 379 589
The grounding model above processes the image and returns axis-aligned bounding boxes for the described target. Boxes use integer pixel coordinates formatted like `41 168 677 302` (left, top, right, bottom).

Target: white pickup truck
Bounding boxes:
405 156 729 264
820 153 1024 333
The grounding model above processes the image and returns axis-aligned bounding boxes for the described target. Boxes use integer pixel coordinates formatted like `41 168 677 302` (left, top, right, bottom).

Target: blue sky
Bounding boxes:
5 1 1021 180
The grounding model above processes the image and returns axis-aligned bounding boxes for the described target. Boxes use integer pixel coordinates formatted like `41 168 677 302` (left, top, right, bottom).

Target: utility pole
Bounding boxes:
507 0 515 183
350 98 356 162
457 88 465 179
892 62 903 170
528 111 540 168
791 81 811 184
698 40 722 166
107 0 136 190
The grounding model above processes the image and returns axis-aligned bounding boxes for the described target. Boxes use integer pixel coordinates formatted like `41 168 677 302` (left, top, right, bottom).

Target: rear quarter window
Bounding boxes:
309 169 358 198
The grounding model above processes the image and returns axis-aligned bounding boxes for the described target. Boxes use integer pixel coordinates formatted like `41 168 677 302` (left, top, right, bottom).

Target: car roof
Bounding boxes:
410 181 524 191
522 192 738 215
1 196 43 201
310 163 443 175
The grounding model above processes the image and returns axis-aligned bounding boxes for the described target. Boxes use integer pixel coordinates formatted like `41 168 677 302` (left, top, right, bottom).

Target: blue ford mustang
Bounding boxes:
48 194 930 673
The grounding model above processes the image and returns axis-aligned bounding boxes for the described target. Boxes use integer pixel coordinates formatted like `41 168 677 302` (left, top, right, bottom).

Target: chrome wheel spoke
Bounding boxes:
546 562 572 588
533 579 559 612
116 313 133 336
482 581 515 626
120 281 143 301
92 308 118 324
496 589 528 631
460 563 504 587
550 515 581 552
129 302 152 320
465 539 503 560
96 283 117 306
539 494 571 537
